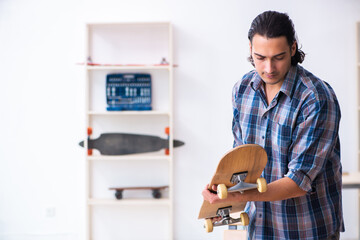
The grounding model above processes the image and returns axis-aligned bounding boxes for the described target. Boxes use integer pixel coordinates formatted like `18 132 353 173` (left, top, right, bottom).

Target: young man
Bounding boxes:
202 11 344 239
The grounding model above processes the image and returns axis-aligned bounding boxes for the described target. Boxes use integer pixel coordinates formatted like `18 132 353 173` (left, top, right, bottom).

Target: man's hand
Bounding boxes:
201 184 223 222
202 184 225 204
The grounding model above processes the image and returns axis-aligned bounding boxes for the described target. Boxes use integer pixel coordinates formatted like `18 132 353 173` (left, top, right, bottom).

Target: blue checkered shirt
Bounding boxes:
232 65 344 239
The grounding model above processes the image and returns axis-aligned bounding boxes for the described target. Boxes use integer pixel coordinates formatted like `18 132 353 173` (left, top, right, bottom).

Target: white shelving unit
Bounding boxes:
83 22 174 240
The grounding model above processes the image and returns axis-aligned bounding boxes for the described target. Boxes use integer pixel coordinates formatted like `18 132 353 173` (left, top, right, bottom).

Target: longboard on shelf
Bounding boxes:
79 127 184 156
198 144 268 233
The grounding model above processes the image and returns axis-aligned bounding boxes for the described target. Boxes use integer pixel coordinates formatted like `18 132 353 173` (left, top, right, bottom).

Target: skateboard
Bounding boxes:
77 57 178 67
198 144 268 233
79 127 184 156
109 186 169 199
342 172 360 189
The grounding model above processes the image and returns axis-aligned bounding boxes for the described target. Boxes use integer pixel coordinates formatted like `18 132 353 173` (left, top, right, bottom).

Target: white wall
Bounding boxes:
0 0 359 239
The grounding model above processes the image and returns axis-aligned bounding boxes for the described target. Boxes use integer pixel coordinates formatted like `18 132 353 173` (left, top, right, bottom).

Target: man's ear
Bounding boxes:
291 41 297 57
249 41 252 55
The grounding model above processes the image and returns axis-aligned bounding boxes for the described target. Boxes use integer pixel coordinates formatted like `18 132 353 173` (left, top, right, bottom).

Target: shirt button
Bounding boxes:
262 136 265 139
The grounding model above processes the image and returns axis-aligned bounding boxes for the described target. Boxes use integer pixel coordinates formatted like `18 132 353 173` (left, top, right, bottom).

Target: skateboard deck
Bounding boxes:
109 186 169 199
198 144 268 232
342 172 360 189
79 130 184 155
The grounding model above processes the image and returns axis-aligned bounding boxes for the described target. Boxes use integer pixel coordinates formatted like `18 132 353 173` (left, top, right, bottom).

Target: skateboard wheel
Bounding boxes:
217 184 228 199
240 212 249 226
152 189 162 199
256 178 267 193
115 190 123 200
87 127 92 135
165 127 170 135
204 219 213 233
165 148 170 155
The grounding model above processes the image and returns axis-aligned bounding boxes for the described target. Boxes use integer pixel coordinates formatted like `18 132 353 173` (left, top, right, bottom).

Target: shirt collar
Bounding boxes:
250 65 298 99
280 65 298 99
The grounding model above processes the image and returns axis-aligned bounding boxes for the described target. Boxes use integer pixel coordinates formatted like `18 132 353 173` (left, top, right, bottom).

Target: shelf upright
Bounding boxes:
357 21 360 240
357 22 360 172
84 23 91 240
167 22 174 240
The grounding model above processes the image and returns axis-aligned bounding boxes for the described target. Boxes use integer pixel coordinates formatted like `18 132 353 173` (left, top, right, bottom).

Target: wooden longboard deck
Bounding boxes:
198 144 267 219
79 133 184 155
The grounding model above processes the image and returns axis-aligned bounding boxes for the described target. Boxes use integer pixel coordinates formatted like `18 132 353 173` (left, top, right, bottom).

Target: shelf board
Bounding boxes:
88 111 171 116
87 22 171 28
86 65 171 71
87 155 171 161
87 198 171 206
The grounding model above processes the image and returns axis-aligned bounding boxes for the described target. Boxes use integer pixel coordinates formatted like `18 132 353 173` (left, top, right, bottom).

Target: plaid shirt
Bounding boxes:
232 65 344 239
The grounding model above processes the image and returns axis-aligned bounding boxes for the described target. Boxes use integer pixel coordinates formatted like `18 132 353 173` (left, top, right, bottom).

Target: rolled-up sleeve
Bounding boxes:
232 81 243 147
284 94 341 192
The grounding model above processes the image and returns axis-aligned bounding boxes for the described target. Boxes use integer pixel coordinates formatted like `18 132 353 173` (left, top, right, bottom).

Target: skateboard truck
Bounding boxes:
217 172 267 199
229 171 258 194
204 207 249 233
215 207 239 226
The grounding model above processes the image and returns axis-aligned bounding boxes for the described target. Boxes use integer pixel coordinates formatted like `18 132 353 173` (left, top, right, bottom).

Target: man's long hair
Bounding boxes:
248 11 305 66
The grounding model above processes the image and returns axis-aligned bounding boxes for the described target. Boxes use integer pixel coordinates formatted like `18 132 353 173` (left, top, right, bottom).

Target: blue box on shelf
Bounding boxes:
106 73 152 111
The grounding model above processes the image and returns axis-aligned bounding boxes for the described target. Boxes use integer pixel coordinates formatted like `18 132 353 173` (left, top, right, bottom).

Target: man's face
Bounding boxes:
250 34 296 87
